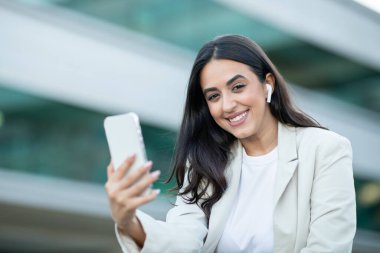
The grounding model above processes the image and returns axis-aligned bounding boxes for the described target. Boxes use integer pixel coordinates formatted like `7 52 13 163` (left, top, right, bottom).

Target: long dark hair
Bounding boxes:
168 34 325 219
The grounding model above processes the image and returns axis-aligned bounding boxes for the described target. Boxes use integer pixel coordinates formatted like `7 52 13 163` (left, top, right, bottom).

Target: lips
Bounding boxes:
226 110 249 126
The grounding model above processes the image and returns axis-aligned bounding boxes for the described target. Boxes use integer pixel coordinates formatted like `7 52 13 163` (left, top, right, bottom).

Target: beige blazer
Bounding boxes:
117 123 356 253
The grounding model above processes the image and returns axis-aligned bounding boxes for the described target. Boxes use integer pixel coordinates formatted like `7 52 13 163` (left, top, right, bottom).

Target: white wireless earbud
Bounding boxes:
266 84 272 103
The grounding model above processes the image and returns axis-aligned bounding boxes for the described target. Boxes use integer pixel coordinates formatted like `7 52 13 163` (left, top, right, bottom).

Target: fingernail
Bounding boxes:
145 161 153 168
153 189 160 195
129 153 136 159
150 170 160 178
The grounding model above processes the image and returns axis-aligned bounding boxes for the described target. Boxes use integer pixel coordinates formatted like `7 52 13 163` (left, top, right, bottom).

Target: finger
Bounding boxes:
107 161 115 179
119 161 153 189
108 161 153 196
129 189 160 208
113 154 136 181
126 170 161 197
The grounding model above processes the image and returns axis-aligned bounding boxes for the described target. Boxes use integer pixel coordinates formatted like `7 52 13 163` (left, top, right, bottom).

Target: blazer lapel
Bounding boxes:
274 123 298 207
202 123 298 252
202 141 243 253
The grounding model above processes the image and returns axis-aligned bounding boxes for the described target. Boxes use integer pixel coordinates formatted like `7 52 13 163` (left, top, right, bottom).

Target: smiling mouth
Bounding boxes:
226 110 248 126
229 111 247 122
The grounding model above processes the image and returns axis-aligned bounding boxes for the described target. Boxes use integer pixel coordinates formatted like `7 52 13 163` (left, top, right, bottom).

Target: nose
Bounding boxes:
222 94 237 112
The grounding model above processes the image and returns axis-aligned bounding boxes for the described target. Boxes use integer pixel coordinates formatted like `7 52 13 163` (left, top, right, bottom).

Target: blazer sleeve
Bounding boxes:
301 135 356 253
115 173 208 253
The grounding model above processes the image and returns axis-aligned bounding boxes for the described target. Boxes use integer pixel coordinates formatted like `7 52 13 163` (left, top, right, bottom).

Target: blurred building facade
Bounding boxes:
0 0 380 252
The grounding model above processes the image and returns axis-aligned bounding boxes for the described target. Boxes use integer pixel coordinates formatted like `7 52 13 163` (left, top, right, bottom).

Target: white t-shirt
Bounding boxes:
217 146 278 253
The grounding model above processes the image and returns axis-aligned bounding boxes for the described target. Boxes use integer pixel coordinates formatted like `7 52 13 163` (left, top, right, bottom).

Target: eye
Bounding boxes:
232 83 246 92
207 93 220 101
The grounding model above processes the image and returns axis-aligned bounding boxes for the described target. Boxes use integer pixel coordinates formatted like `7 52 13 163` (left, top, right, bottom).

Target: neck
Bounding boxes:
241 116 278 156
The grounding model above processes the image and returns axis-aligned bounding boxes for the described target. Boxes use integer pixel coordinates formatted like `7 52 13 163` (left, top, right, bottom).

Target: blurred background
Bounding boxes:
0 0 379 252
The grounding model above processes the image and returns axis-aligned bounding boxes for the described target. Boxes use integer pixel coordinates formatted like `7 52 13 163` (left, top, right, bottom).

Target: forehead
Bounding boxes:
200 59 254 89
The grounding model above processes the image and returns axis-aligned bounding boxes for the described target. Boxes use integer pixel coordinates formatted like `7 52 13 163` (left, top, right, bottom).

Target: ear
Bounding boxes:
264 73 275 91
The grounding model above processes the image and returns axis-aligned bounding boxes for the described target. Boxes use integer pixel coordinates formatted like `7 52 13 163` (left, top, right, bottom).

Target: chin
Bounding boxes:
231 130 255 140
219 122 256 139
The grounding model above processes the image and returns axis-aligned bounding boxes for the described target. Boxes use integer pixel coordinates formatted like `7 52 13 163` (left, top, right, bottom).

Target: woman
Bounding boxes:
105 35 356 253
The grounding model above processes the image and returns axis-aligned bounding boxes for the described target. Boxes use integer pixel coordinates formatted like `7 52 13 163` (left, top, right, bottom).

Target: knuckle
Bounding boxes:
108 189 118 200
142 178 151 188
139 167 147 175
149 176 156 184
143 182 152 191
135 183 144 192
123 159 133 168
115 194 125 204
122 179 132 189
104 182 111 192
109 192 116 201
125 172 136 182
146 177 155 186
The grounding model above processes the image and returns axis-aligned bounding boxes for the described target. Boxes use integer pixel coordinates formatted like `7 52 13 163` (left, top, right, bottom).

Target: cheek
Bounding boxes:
207 103 218 117
242 92 264 109
207 103 225 123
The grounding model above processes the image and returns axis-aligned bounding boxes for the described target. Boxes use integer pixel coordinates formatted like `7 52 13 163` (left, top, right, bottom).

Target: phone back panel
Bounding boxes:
104 112 147 174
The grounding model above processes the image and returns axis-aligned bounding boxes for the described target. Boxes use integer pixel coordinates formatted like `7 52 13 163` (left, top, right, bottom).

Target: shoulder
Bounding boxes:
296 126 351 147
295 126 352 157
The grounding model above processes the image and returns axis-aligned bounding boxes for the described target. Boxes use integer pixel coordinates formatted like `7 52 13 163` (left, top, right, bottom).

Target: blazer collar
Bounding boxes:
202 122 298 252
274 123 298 206
202 141 243 252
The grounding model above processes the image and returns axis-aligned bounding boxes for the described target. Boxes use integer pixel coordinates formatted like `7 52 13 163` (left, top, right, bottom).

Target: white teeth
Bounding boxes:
229 111 247 122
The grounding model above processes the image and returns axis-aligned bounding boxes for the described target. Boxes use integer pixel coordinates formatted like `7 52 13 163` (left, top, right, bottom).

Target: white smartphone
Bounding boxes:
104 112 151 194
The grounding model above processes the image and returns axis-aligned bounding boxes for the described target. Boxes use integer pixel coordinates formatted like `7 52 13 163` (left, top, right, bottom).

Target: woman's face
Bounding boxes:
200 59 274 141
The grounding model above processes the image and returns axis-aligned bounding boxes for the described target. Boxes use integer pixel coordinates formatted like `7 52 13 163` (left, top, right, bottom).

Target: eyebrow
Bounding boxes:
202 74 246 96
